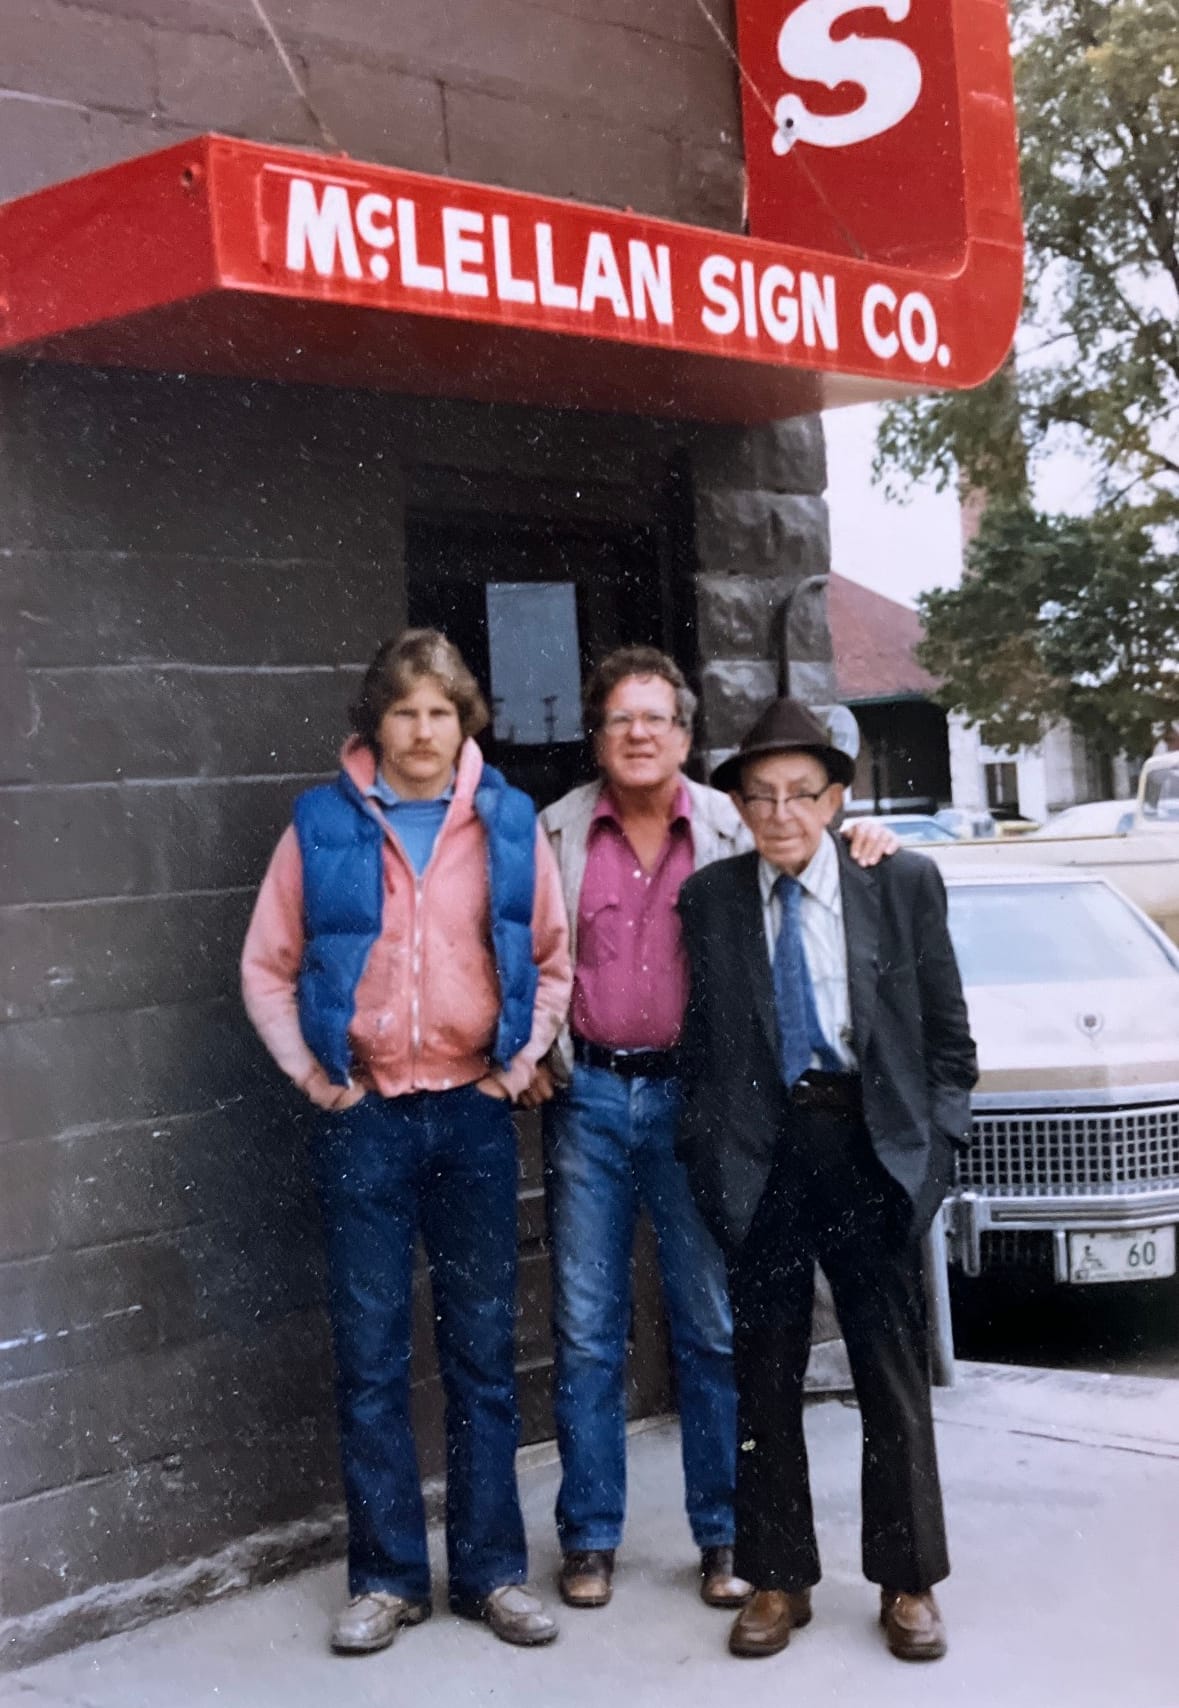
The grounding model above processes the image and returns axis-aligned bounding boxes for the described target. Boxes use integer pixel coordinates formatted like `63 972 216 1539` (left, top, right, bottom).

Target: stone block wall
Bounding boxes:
688 417 837 767
0 0 745 230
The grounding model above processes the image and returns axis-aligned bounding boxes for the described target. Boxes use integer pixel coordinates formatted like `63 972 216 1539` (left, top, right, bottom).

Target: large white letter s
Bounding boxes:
773 0 922 154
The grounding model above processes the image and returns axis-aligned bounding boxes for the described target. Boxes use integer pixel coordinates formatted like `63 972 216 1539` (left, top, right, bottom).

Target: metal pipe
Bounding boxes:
776 573 830 697
923 1209 957 1387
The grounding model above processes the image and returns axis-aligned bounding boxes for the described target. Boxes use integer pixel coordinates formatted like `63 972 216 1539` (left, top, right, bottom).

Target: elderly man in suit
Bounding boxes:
675 698 977 1664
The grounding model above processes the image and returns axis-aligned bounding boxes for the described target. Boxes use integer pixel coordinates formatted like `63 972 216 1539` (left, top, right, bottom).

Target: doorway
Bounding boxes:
406 513 677 807
406 507 681 1439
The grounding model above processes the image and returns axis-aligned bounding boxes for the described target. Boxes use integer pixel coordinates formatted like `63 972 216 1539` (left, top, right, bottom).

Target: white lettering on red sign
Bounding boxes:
279 176 952 373
286 179 362 279
283 178 674 328
442 207 489 298
700 255 838 351
491 214 536 304
397 197 443 292
773 0 922 155
862 283 950 367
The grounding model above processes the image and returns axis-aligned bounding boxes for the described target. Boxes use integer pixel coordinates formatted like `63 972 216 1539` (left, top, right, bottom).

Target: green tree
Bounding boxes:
875 0 1179 514
916 504 1179 756
877 0 1179 752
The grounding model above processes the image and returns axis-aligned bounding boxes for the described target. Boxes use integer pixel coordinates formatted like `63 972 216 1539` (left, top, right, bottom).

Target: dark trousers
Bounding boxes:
727 1106 949 1594
309 1085 527 1604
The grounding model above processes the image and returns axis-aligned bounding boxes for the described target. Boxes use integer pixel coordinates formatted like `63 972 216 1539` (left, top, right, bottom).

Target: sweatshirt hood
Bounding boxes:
339 734 486 805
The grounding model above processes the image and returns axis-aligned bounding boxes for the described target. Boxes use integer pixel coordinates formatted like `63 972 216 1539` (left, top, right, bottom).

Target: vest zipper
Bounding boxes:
410 869 423 1079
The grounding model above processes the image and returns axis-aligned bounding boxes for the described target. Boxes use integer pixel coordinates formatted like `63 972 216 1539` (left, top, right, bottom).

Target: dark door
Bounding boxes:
406 513 672 807
406 510 678 1447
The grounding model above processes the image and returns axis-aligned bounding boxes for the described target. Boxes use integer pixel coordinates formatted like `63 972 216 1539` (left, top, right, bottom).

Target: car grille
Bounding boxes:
978 1230 1056 1276
962 1102 1179 1194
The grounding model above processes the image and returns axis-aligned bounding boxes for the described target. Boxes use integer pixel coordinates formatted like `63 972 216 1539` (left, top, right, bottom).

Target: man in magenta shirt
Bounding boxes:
536 647 890 1615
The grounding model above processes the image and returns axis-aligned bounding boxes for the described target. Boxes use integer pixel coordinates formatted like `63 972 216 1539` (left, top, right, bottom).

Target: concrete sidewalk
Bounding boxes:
9 1363 1179 1708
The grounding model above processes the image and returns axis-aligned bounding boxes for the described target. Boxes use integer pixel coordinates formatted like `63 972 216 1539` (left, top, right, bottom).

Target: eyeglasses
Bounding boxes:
599 711 684 736
740 787 830 820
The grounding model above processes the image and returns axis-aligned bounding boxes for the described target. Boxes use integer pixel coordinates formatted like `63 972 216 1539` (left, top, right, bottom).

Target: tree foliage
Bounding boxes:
916 503 1179 755
876 0 1179 513
877 0 1179 752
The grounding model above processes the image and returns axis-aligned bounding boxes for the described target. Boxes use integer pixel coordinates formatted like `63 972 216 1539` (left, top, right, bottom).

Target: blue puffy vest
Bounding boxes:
292 762 539 1085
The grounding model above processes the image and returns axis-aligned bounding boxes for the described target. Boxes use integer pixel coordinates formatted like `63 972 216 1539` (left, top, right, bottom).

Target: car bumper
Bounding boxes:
946 1185 1179 1281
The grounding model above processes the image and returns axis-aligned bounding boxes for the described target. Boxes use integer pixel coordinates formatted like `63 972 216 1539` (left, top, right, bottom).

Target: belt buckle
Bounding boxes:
614 1046 660 1077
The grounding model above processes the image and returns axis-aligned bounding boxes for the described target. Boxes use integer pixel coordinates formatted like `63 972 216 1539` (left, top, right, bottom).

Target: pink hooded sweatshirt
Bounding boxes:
241 737 571 1104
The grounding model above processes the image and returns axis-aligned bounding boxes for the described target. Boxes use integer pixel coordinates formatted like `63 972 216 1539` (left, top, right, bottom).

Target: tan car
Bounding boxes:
926 751 1179 948
941 869 1179 1287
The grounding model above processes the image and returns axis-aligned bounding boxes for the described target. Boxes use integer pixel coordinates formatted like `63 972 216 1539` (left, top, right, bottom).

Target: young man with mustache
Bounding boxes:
242 630 571 1657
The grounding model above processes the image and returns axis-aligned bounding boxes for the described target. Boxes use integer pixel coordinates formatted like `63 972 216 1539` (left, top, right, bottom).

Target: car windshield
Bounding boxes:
1142 766 1179 822
946 882 1179 986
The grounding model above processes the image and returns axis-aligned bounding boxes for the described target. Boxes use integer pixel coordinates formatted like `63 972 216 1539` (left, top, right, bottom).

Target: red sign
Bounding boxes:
236 152 984 379
0 23 1021 426
735 0 1020 268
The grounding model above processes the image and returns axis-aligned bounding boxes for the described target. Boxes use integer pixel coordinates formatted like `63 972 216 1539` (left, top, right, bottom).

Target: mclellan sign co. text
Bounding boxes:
276 168 953 374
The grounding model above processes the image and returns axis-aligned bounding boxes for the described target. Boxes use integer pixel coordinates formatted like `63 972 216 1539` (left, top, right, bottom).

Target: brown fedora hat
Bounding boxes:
710 698 856 794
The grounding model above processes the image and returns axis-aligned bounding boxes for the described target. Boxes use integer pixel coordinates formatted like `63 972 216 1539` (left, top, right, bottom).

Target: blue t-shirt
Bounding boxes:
366 773 453 876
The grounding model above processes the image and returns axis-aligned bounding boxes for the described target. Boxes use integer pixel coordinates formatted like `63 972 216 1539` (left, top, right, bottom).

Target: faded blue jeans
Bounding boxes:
309 1085 527 1605
543 1063 737 1552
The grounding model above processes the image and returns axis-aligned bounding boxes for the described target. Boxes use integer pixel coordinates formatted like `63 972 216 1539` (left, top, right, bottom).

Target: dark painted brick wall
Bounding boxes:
0 358 691 1645
0 0 745 228
0 361 411 1630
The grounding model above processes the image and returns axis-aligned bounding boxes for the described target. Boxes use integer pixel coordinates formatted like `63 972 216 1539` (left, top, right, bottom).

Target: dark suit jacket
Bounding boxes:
675 836 978 1256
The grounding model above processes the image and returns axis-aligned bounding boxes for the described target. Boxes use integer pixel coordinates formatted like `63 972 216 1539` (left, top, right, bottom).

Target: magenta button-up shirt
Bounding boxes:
570 782 695 1051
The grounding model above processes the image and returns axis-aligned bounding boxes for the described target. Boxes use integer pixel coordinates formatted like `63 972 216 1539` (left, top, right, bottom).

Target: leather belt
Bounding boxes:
572 1035 679 1079
789 1071 863 1113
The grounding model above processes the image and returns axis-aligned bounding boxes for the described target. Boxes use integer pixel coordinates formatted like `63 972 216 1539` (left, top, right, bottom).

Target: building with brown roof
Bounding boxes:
827 573 951 809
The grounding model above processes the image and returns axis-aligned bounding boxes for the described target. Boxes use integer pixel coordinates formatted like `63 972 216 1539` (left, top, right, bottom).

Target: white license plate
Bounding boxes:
1067 1226 1176 1284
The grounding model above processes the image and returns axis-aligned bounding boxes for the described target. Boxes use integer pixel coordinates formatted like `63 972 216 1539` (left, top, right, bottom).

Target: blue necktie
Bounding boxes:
772 874 842 1085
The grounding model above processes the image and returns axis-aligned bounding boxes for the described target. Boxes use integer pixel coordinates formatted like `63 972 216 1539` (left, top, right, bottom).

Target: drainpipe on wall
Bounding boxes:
776 573 861 771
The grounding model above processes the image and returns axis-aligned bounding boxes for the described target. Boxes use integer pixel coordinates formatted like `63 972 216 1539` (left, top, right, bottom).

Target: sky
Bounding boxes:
822 402 963 610
822 288 1153 614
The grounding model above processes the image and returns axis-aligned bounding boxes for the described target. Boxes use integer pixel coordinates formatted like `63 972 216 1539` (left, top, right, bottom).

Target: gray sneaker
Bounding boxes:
330 1591 431 1654
454 1582 559 1646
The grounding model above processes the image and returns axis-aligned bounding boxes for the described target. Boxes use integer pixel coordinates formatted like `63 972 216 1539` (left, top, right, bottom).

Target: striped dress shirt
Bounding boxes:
758 832 857 1072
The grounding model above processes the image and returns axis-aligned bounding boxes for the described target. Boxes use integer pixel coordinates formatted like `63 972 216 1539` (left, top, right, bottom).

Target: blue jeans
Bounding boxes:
309 1086 527 1603
543 1063 737 1551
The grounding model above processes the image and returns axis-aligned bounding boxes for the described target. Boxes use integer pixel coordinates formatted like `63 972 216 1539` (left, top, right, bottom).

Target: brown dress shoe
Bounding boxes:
880 1588 947 1661
728 1587 813 1658
558 1548 615 1608
699 1546 753 1608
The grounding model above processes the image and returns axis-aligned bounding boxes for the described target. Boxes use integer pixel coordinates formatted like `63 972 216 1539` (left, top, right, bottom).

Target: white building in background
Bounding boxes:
828 572 1133 823
948 717 1134 823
